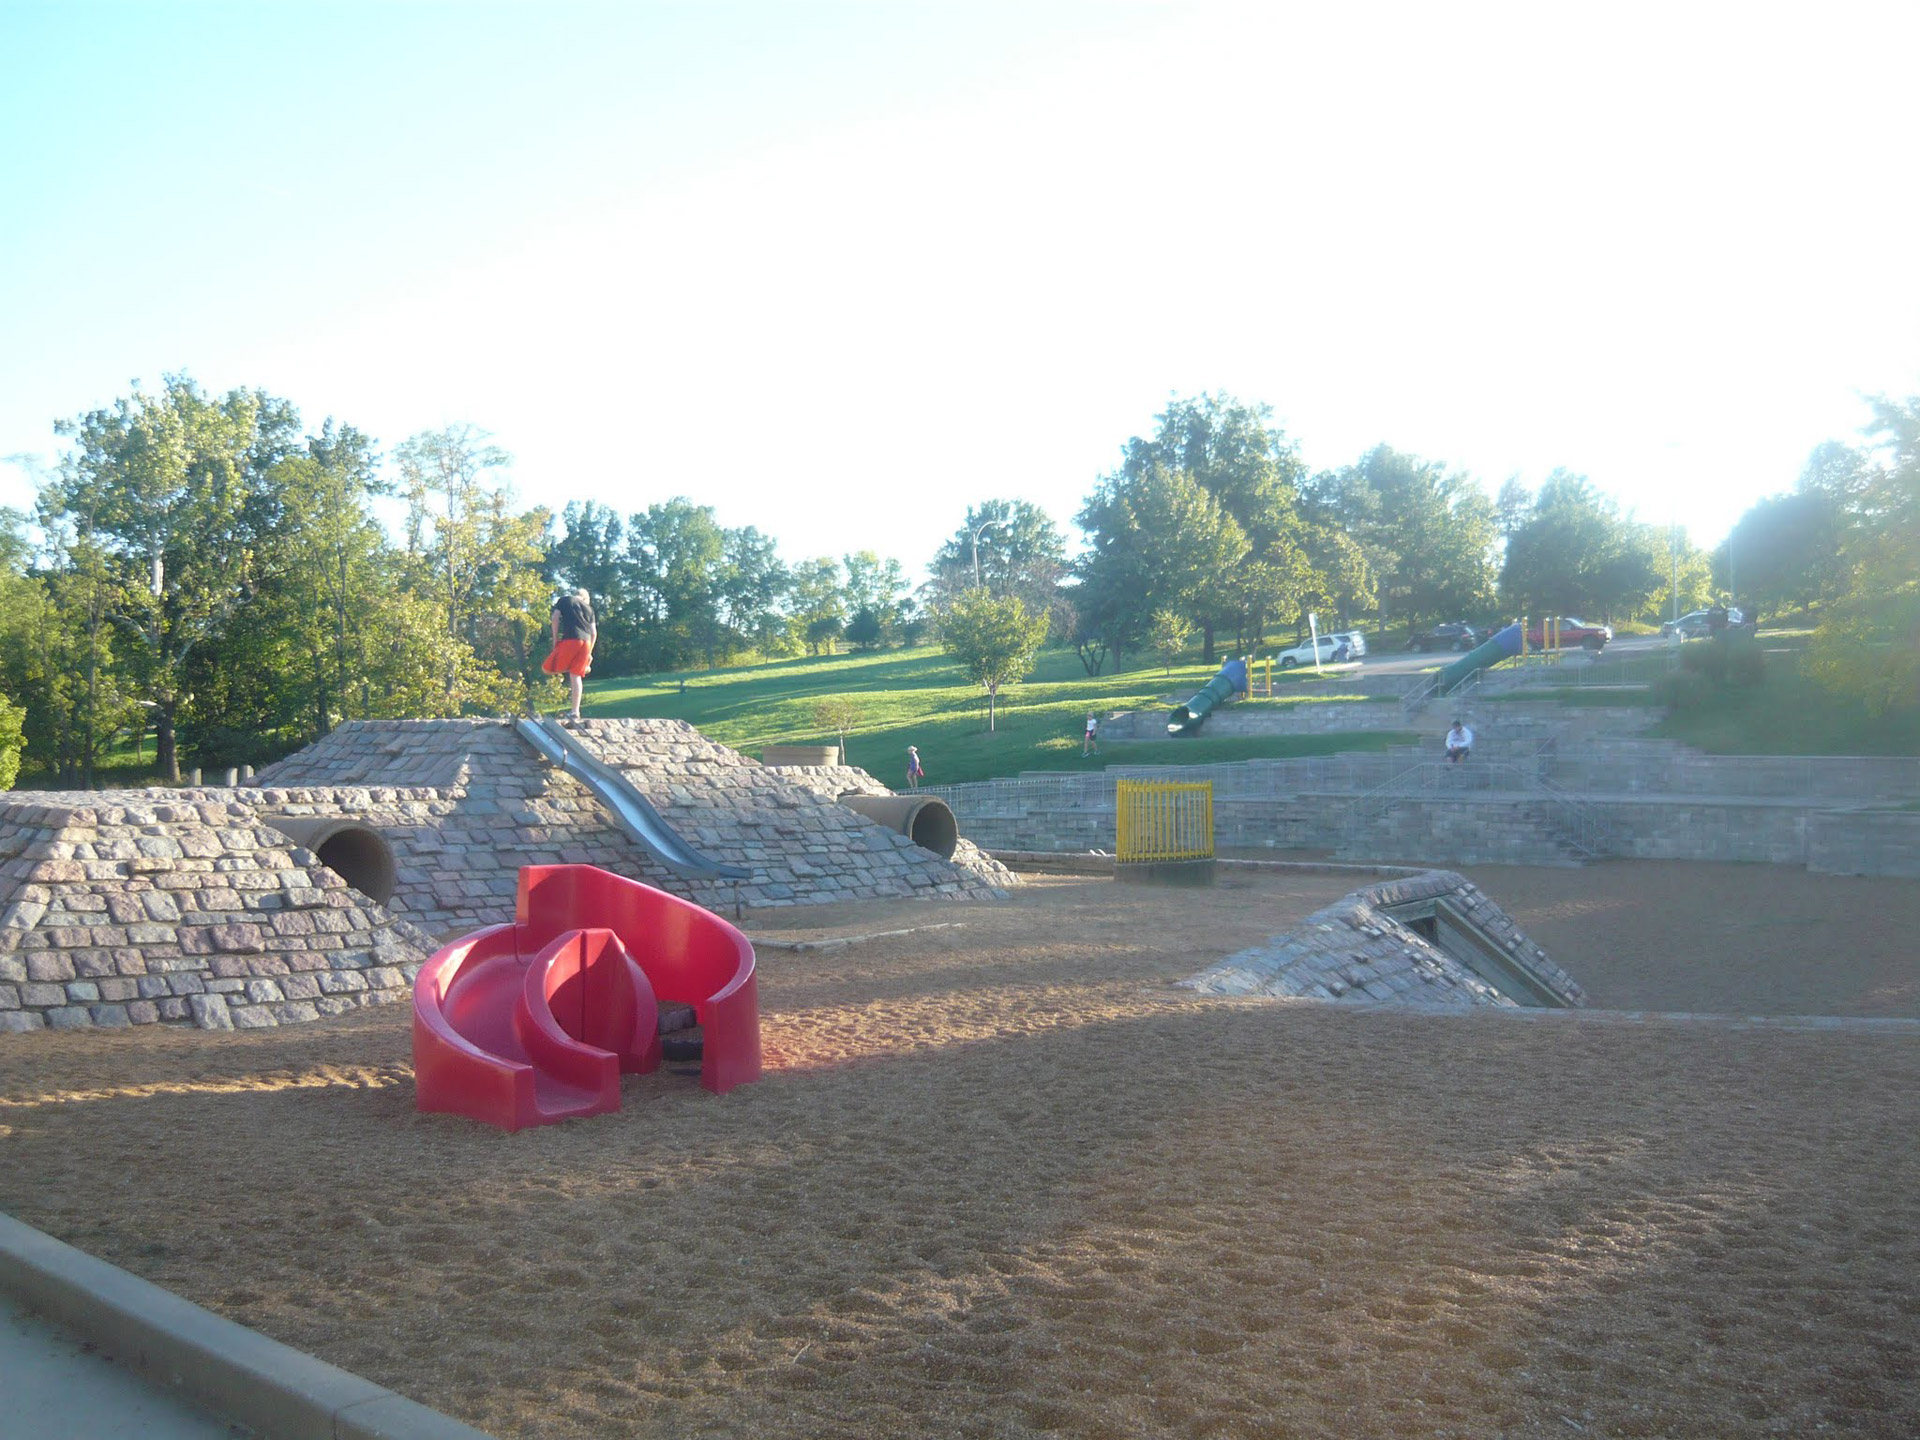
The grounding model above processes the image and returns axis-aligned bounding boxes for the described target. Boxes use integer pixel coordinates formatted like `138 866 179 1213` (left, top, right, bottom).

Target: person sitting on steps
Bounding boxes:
1445 718 1473 764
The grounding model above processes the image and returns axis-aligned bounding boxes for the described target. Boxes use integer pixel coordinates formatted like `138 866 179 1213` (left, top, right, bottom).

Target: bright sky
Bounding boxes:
3 1 1916 575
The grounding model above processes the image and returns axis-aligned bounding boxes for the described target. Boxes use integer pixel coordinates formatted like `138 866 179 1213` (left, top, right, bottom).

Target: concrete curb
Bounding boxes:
0 1212 497 1440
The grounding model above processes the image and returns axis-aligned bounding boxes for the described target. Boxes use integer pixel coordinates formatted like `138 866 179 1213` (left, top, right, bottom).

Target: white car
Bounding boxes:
1333 630 1367 658
1274 635 1339 668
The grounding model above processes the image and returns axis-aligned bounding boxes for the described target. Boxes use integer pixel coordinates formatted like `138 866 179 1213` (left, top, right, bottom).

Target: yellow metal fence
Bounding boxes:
1115 780 1215 863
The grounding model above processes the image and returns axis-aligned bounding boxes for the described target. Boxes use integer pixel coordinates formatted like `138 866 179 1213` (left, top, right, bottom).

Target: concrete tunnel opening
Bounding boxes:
264 817 398 908
838 794 960 861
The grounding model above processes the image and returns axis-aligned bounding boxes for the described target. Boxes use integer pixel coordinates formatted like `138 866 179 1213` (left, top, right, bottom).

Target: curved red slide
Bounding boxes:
413 865 761 1130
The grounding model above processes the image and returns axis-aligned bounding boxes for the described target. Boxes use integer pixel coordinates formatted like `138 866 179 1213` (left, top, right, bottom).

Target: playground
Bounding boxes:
2 861 1916 1439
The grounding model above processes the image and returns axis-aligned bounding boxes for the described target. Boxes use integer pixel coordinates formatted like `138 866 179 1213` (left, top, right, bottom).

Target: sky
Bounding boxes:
3 0 1916 577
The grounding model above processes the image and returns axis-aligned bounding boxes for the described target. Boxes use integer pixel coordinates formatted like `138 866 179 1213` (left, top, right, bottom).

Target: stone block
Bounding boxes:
26 953 77 983
273 1001 321 1024
1 1011 48 1032
189 993 235 1030
168 973 207 996
88 1003 132 1027
156 997 191 1021
71 949 117 978
210 923 265 952
46 1006 94 1030
229 1005 278 1029
97 978 137 1003
21 983 66 1008
126 1001 160 1025
142 891 183 921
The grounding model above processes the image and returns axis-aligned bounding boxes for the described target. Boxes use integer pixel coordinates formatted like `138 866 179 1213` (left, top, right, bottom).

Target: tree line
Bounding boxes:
2 377 1911 785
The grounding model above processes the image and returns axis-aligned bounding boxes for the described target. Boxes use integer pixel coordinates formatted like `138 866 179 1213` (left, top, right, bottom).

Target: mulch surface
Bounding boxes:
2 861 1916 1439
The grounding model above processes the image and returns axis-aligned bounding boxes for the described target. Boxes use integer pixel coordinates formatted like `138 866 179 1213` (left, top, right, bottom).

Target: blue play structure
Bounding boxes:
1167 659 1249 736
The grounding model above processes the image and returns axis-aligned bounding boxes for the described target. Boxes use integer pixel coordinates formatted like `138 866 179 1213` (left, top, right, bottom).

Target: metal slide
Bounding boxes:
513 717 751 881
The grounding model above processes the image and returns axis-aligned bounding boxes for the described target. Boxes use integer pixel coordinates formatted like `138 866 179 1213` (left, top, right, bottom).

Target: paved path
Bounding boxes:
2 1293 249 1439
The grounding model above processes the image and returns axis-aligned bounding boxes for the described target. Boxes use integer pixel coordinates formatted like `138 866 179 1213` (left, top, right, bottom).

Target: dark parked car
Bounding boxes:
1408 622 1478 652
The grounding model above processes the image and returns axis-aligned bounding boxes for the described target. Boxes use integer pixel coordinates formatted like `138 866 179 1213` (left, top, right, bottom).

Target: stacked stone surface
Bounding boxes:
0 791 434 1034
3 718 1014 1035
250 718 1012 931
1180 870 1584 1010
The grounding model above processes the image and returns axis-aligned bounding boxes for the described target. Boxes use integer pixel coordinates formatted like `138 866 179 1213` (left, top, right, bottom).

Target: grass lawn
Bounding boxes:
586 645 1416 787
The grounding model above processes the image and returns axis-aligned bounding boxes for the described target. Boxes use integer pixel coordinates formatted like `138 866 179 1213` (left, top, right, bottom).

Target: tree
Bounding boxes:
811 694 861 764
842 550 909 646
1307 446 1497 635
1719 489 1844 622
1148 609 1193 675
41 376 298 780
927 499 1067 625
393 425 550 706
1805 395 1920 714
938 589 1049 731
1108 393 1312 658
1074 463 1247 666
1498 471 1660 622
788 557 846 655
0 691 21 790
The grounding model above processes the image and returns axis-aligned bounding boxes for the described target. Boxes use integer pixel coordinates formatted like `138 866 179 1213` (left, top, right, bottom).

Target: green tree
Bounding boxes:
1147 608 1194 675
1308 446 1497 636
1806 395 1920 714
1111 393 1312 658
1499 472 1660 622
842 550 910 647
788 557 846 655
928 499 1068 626
938 589 1049 731
0 691 23 790
1719 489 1844 622
394 426 554 704
41 376 297 780
1075 463 1247 666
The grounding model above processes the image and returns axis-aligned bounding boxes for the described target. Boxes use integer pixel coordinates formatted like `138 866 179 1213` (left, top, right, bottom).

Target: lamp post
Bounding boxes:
970 518 1006 590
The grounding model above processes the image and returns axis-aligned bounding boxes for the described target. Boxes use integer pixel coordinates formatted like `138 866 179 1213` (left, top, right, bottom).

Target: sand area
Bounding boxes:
1 860 1917 1438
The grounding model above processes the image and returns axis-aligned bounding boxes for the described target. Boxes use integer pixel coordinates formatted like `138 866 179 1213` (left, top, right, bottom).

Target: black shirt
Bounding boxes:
553 594 595 641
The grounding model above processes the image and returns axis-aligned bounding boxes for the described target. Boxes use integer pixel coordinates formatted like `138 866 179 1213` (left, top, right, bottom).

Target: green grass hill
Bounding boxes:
584 645 1415 788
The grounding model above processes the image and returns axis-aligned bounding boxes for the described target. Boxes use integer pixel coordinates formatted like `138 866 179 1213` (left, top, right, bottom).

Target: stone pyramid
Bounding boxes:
0 791 434 1034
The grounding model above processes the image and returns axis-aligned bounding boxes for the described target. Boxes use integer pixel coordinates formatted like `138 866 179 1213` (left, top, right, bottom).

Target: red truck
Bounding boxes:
1524 616 1612 651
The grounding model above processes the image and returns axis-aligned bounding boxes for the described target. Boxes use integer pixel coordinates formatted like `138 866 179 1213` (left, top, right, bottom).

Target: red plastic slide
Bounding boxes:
412 865 761 1130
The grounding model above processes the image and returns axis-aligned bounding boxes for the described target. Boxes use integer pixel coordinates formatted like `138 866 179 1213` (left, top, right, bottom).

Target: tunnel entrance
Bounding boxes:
264 817 398 907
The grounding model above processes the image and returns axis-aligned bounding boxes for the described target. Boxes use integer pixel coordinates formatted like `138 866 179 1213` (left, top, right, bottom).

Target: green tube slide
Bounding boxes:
1168 659 1249 736
1435 622 1523 694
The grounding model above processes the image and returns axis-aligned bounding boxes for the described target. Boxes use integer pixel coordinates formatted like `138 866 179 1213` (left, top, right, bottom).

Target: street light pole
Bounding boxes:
970 518 1006 590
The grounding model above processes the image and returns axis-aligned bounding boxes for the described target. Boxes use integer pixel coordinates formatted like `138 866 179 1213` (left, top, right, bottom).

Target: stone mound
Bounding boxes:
250 718 1011 933
0 791 434 1034
1181 870 1584 1010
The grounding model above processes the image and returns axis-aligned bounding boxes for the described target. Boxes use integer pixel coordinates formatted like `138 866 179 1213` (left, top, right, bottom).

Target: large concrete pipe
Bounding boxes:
264 816 398 906
838 793 959 860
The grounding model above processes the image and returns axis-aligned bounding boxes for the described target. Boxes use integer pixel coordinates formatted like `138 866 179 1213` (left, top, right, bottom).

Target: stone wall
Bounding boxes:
1808 811 1920 878
0 793 433 1035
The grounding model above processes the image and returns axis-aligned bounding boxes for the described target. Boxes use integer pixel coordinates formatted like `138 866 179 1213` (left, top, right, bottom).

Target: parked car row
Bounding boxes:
1660 606 1748 638
1406 617 1613 653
